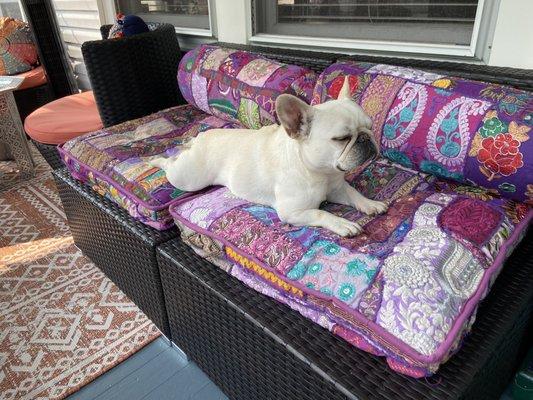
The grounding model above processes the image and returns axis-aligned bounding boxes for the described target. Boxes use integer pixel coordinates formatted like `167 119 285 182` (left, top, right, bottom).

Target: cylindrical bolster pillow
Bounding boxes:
313 61 533 203
178 45 317 129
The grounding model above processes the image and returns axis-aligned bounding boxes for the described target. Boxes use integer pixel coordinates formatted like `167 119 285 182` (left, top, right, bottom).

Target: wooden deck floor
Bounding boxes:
67 337 227 400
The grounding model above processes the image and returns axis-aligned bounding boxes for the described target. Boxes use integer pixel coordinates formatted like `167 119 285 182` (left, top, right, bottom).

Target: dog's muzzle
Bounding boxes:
336 132 378 172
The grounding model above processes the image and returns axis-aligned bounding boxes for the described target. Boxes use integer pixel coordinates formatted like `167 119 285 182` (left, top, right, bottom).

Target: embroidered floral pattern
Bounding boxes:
466 110 531 199
479 85 529 116
286 240 379 308
479 115 507 138
383 254 430 288
327 74 359 99
432 78 454 90
477 133 524 178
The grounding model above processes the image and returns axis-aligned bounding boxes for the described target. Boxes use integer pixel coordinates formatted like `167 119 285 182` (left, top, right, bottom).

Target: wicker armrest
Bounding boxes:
82 23 185 127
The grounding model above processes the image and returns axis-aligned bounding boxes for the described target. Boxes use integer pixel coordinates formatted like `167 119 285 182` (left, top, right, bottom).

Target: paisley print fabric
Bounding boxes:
178 44 317 129
170 157 532 378
382 82 429 149
312 60 532 202
59 104 242 229
382 84 491 178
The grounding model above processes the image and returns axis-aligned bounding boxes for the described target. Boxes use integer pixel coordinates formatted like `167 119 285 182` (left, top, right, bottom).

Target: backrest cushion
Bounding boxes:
0 17 38 76
313 61 533 203
178 45 317 129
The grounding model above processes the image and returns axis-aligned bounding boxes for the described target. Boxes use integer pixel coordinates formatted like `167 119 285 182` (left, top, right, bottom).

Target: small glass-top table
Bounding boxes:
0 75 35 177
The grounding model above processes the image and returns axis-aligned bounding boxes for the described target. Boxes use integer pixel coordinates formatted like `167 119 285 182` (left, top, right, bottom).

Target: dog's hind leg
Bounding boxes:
149 156 172 171
150 149 213 192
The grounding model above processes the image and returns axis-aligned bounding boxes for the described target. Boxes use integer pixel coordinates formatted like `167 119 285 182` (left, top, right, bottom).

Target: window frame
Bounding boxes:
110 0 217 37
249 0 498 60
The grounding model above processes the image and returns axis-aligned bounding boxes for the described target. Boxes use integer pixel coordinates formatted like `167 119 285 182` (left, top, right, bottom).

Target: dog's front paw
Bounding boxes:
357 199 388 216
329 218 362 237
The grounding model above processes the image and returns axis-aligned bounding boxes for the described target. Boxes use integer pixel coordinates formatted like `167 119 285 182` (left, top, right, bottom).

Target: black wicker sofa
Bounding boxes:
53 43 532 399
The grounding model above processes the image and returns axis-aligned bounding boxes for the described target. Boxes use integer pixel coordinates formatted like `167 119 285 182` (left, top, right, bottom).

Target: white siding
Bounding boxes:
52 0 103 90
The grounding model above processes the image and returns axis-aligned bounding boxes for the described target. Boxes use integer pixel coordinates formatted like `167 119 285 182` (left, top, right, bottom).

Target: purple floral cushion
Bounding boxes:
178 45 317 129
312 61 533 203
169 158 532 377
59 104 241 230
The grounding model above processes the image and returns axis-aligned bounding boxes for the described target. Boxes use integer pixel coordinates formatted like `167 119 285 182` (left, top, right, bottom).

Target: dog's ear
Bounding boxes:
276 94 313 140
337 76 352 100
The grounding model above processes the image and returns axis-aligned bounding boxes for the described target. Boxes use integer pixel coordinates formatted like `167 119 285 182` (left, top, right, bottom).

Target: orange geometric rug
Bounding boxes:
0 154 160 399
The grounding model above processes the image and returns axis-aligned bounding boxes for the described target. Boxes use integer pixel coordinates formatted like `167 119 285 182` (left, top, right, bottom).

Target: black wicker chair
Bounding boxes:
82 23 185 128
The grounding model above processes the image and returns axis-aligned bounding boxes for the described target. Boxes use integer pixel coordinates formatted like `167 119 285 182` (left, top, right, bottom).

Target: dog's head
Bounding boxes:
276 77 378 174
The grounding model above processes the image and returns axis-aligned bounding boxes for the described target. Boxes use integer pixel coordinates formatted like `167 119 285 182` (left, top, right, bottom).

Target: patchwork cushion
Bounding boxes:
178 45 317 129
59 104 241 229
169 158 532 377
312 61 533 203
0 17 38 76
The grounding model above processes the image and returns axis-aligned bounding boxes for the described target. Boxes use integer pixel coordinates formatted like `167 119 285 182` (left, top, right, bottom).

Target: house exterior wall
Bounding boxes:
488 0 533 69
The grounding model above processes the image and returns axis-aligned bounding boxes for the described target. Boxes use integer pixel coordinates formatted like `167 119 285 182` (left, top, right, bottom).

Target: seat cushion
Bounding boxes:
178 45 317 129
59 104 242 230
24 91 103 145
16 65 47 90
312 61 533 203
169 158 532 377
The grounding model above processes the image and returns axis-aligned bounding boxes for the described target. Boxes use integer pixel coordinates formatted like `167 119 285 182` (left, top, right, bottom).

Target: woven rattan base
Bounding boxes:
33 141 62 170
53 168 176 337
157 229 532 400
13 83 54 122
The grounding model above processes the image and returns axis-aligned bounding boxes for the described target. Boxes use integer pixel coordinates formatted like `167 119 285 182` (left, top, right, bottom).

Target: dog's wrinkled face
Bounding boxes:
276 77 378 174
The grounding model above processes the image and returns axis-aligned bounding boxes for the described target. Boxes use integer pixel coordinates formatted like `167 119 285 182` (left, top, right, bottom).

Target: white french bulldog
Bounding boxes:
151 77 388 237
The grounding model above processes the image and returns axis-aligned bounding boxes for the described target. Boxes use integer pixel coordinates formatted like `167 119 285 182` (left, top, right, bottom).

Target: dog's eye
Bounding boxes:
332 135 351 142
